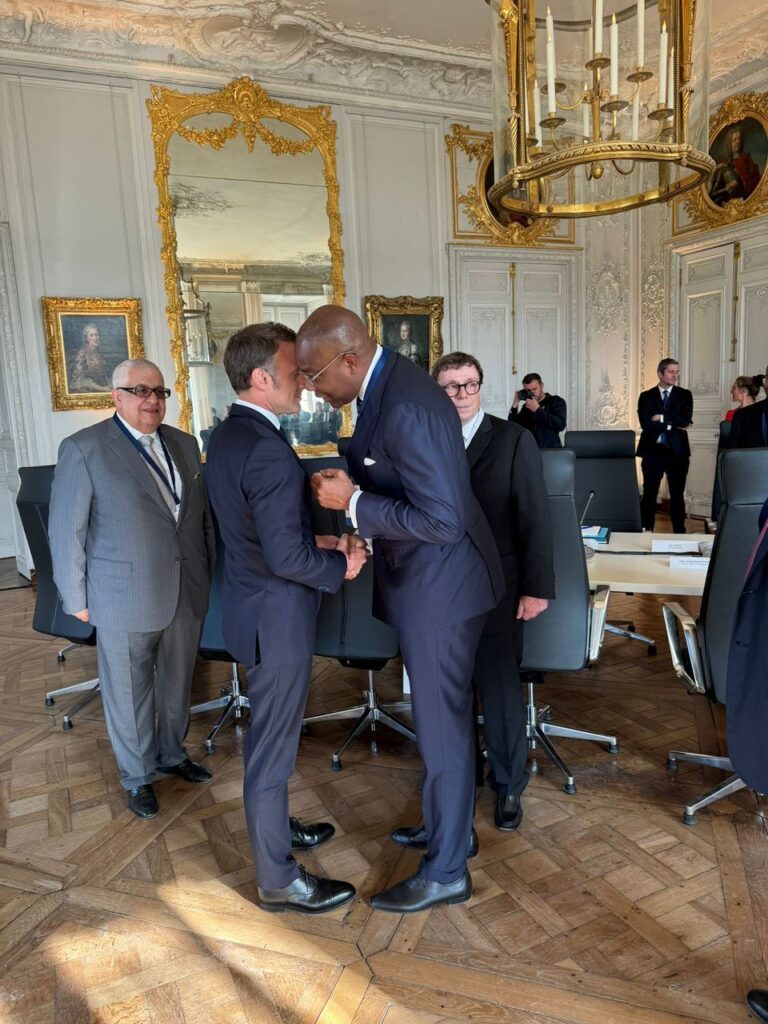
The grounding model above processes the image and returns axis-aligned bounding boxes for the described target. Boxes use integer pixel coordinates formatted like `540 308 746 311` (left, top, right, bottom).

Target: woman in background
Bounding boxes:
725 374 763 421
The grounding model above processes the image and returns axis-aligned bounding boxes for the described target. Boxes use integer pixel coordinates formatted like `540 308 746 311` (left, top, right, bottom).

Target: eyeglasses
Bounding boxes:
301 350 354 386
440 380 481 397
117 385 171 399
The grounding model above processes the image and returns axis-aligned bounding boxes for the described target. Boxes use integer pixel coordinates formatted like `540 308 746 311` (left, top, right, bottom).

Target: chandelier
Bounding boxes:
486 0 714 219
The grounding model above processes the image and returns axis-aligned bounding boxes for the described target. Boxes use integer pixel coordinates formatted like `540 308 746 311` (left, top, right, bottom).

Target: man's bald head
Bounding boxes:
295 305 376 408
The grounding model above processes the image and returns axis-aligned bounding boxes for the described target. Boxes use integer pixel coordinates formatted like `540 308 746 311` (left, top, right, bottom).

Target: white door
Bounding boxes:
449 248 574 424
678 237 768 517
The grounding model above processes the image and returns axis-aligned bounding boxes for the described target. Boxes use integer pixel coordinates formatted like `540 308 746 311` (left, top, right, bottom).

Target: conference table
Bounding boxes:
586 532 710 597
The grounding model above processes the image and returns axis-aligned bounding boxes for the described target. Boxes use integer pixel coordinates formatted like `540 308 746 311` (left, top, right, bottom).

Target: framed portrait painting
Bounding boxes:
681 91 768 230
364 295 444 370
42 297 144 411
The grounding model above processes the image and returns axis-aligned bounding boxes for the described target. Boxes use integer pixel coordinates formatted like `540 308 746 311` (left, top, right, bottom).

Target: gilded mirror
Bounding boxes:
147 77 349 454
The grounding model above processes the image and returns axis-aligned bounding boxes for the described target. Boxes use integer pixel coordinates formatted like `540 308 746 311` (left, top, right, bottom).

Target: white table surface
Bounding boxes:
586 532 709 596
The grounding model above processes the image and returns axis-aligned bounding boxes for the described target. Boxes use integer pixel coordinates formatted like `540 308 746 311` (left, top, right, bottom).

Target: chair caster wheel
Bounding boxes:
626 621 636 632
683 812 697 826
45 697 54 707
331 759 342 772
301 724 309 736
529 759 540 775
648 644 657 656
666 758 678 770
57 654 65 663
205 741 215 753
608 743 619 755
564 782 577 795
62 720 73 731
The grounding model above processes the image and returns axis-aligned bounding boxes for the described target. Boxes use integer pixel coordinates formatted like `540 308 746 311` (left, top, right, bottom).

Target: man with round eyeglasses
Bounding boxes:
49 358 216 819
424 352 554 834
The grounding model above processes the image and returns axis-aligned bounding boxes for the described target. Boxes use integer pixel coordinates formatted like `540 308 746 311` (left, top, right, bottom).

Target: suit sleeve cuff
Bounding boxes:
347 486 362 529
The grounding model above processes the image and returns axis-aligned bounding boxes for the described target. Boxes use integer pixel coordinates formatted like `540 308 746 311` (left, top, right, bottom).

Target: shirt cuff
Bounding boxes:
347 486 362 529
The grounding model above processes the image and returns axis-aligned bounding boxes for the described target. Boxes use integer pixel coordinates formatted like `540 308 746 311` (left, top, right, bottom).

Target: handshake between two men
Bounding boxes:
311 467 365 580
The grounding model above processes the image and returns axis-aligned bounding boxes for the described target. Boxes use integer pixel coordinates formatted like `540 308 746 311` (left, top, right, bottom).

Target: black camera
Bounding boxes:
518 388 535 401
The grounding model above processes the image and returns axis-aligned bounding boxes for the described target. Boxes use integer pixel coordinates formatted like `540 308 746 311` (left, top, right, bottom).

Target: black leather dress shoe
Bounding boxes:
747 990 768 1022
128 784 159 819
157 758 213 784
495 794 523 831
370 869 471 913
289 816 335 850
390 824 479 859
258 866 355 914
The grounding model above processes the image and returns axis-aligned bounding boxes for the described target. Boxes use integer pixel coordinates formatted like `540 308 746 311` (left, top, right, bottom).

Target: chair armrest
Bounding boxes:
662 602 706 695
588 585 610 664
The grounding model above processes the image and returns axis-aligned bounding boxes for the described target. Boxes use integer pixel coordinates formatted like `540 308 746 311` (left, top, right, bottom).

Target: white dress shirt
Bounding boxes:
461 408 485 449
347 346 385 527
235 397 282 432
656 384 673 443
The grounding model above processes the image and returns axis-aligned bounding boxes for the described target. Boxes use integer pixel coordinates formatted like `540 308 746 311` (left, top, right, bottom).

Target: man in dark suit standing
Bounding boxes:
296 307 505 913
636 358 693 533
206 323 366 915
508 373 566 449
730 365 767 449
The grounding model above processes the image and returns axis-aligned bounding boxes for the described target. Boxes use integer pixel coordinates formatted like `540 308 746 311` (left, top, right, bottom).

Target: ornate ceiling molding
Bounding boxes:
0 1 493 111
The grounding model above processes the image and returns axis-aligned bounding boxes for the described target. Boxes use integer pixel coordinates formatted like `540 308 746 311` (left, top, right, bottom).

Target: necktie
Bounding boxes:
659 391 670 445
140 435 178 519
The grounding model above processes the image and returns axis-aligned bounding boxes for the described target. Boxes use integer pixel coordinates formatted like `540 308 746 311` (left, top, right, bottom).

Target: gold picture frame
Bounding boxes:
146 76 349 455
445 124 576 247
42 297 144 411
364 295 444 370
681 91 768 231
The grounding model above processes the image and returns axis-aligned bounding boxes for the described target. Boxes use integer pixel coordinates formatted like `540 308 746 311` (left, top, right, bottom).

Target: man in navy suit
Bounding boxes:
206 323 366 915
295 306 505 913
636 358 693 533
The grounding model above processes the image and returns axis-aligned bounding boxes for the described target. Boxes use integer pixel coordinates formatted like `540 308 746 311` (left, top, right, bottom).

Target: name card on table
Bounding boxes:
669 556 711 571
652 538 700 553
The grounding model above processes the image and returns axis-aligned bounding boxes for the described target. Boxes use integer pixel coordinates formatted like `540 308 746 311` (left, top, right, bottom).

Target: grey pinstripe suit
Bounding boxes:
49 417 215 789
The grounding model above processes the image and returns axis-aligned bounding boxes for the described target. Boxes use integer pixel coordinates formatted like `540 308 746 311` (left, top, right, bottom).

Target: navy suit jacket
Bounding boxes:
729 398 768 449
636 385 693 459
205 404 346 667
347 351 505 632
727 496 768 792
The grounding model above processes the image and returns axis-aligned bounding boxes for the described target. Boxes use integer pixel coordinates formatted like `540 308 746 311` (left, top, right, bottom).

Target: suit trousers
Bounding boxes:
399 613 486 884
242 656 312 890
474 625 528 798
96 592 202 791
640 447 689 533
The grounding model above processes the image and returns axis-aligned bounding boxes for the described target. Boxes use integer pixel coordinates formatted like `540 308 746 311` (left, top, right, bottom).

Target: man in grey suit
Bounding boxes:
49 359 216 818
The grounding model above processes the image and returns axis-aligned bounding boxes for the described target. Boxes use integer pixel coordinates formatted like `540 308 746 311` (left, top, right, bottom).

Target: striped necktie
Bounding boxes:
140 435 178 519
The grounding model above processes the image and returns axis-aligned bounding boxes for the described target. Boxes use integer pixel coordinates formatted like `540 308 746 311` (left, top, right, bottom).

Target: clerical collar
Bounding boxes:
235 398 281 431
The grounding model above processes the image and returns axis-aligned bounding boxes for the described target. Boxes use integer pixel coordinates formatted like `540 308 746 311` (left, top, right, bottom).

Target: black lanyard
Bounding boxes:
113 414 181 506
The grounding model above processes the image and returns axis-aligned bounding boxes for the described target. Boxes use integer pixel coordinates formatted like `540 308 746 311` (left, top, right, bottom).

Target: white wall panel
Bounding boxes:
345 112 448 325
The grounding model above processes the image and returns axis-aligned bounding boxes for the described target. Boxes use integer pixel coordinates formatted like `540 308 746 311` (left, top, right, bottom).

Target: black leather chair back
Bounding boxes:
521 449 590 672
16 466 95 645
700 449 768 704
565 429 642 532
710 420 732 522
197 499 235 662
302 456 399 666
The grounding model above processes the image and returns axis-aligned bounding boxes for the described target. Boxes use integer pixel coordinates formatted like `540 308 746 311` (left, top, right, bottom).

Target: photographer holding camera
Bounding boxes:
508 373 567 449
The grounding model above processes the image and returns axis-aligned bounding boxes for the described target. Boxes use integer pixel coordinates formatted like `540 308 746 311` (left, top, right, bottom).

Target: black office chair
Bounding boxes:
663 449 767 824
520 449 614 794
190 505 245 753
15 466 100 730
565 429 655 655
710 419 732 524
301 456 414 771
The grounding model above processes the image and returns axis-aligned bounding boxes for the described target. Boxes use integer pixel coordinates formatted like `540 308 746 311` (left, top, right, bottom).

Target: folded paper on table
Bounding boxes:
669 555 711 570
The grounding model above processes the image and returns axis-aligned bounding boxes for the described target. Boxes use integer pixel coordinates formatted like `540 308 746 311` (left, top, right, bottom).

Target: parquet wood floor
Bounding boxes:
0 578 765 1022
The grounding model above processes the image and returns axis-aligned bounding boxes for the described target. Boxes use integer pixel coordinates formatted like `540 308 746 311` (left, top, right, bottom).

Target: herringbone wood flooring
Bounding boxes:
0 581 765 1022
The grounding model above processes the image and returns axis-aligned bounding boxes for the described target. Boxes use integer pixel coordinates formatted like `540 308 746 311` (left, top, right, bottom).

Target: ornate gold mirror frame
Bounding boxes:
147 77 347 450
